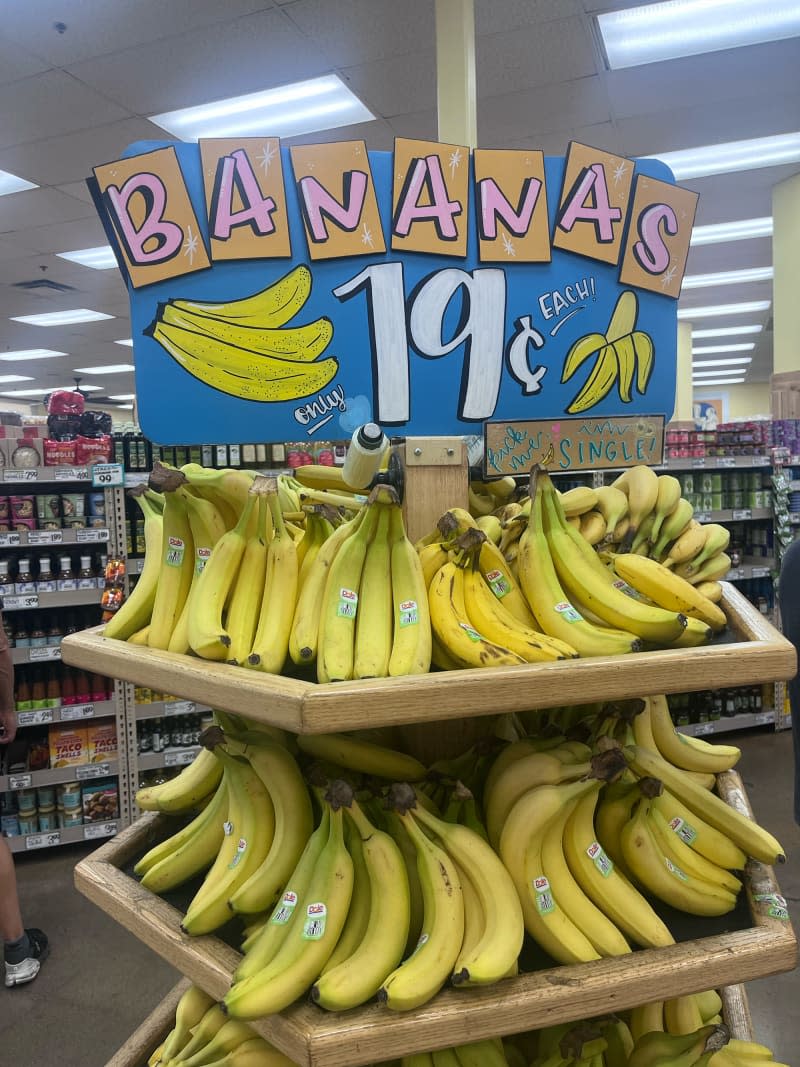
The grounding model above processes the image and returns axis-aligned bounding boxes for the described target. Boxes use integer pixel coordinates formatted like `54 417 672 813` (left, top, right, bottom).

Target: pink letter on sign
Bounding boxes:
105 172 183 264
557 164 621 244
632 203 678 274
298 171 369 242
393 155 462 240
211 149 277 240
478 177 542 239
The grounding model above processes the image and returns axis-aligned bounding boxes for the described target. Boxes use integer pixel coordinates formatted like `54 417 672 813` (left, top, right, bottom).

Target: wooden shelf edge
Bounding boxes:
105 978 191 1067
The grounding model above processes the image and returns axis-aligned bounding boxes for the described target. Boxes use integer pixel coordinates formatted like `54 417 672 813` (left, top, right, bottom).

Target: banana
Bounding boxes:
647 804 742 897
620 797 739 916
135 746 223 814
228 736 314 916
127 625 151 645
296 732 427 780
432 1051 462 1067
628 1024 721 1067
696 580 723 603
727 1038 777 1059
296 508 335 594
317 813 371 975
685 552 732 586
352 504 393 678
475 514 502 545
579 509 607 546
388 504 433 677
420 541 451 589
594 486 629 537
613 553 727 631
559 486 598 518
684 524 731 574
695 989 723 1022
648 693 741 773
563 783 674 949
105 490 163 640
562 332 608 380
478 539 538 628
224 496 269 665
171 265 312 327
178 1019 257 1067
161 303 333 360
453 1039 511 1067
483 736 566 802
650 475 682 545
383 808 425 955
650 788 746 871
615 333 637 402
651 497 694 560
633 330 654 392
612 464 659 536
170 1003 227 1065
180 465 257 532
147 486 195 650
542 479 687 644
139 780 229 893
666 615 713 647
247 486 299 674
499 778 602 964
312 798 409 1011
629 1000 665 1042
607 290 639 342
602 1017 635 1066
158 985 216 1066
518 474 640 658
182 744 275 935
224 792 354 1019
626 743 784 865
565 343 618 414
611 516 632 544
663 521 707 569
378 789 465 1011
402 1056 434 1067
203 1036 297 1066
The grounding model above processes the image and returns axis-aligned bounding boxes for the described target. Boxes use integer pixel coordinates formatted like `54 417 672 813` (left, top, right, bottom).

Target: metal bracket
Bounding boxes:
405 437 464 466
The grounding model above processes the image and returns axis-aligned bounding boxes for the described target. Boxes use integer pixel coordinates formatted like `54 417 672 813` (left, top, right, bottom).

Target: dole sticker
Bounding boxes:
399 599 419 627
485 569 511 598
303 902 327 940
459 622 483 642
270 890 298 925
337 587 358 619
554 601 582 622
166 537 185 567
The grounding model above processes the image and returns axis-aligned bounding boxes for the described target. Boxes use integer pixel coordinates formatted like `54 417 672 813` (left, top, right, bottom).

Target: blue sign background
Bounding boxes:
117 142 677 445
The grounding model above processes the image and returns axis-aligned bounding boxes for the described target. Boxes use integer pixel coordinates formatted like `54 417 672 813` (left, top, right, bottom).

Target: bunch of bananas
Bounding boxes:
148 266 340 403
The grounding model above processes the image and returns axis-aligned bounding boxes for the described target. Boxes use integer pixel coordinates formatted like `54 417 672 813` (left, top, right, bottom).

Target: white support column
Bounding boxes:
435 0 477 148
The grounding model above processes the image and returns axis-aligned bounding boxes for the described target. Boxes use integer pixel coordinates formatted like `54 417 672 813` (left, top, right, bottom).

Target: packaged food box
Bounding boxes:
48 725 89 768
82 780 118 822
1 439 43 468
87 722 117 763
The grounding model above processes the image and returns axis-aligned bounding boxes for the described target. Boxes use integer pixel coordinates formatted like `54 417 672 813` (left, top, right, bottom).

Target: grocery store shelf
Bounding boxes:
7 819 119 854
1 465 92 484
135 699 211 721
0 527 109 548
677 709 775 737
15 699 116 727
11 644 62 664
660 456 771 471
3 588 101 611
726 560 775 581
136 747 201 771
0 759 119 792
692 507 772 524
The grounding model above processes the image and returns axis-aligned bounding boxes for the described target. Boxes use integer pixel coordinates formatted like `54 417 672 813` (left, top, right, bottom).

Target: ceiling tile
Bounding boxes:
0 187 97 235
21 216 112 255
478 17 599 97
341 49 435 118
387 110 439 142
66 9 333 114
287 118 395 151
686 237 773 275
478 76 610 144
56 181 98 206
0 34 51 85
285 0 433 66
475 0 582 36
0 70 129 149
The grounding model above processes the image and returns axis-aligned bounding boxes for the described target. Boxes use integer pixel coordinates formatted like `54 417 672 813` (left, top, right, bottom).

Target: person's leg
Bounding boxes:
0 835 24 943
1 835 48 987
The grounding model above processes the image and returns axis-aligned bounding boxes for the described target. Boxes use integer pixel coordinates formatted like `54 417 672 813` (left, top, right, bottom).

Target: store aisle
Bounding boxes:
1 729 798 1067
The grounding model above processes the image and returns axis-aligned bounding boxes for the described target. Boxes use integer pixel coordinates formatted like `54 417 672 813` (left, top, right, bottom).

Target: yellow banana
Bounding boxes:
664 520 707 569
171 265 312 327
158 985 216 1066
296 732 427 780
147 485 194 650
180 465 256 532
559 485 598 518
475 513 503 544
695 580 723 603
613 553 727 631
135 744 223 813
594 486 629 537
685 552 732 585
105 490 163 640
580 509 608 545
170 1003 227 1065
650 475 682 545
224 496 269 665
614 333 637 403
629 1000 665 1042
629 512 656 555
468 486 495 516
648 693 741 774
478 538 537 628
562 332 607 380
612 464 659 536
161 302 332 360
647 803 742 897
651 497 694 560
247 486 298 674
353 504 393 678
606 290 639 342
388 504 433 677
565 343 618 413
138 780 228 893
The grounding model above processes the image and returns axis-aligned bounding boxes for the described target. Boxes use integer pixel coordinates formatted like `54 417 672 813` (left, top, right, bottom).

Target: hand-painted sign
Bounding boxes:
88 138 697 446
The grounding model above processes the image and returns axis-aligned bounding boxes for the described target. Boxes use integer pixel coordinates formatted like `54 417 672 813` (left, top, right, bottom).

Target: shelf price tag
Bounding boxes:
9 773 32 790
164 700 195 717
3 594 39 610
76 761 111 781
54 466 89 482
91 463 124 488
751 567 770 579
691 458 706 468
732 509 752 521
17 708 54 727
726 569 742 580
60 703 95 721
755 711 775 726
165 748 198 767
83 821 117 841
28 530 63 546
694 512 711 524
3 469 38 482
29 645 62 662
694 722 715 736
717 457 736 468
0 533 21 547
76 528 109 543
26 831 61 851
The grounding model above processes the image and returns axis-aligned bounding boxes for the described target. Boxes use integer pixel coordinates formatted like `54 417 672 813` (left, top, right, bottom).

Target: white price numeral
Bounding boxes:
0 533 21 546
4 469 38 482
76 528 109 543
28 530 63 545
3 594 39 610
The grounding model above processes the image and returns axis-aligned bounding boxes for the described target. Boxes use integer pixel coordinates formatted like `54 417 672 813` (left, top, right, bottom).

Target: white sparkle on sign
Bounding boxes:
501 232 516 257
183 225 199 265
612 161 628 186
396 172 403 182
661 265 677 289
355 144 362 155
448 149 462 178
524 156 532 166
361 222 374 248
257 142 277 175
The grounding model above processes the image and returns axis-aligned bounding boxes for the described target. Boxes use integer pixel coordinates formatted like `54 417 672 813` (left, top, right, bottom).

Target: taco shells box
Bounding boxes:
48 725 89 768
87 722 118 763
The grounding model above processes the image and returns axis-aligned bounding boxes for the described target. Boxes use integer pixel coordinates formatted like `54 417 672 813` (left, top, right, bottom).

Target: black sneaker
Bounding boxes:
4 928 49 988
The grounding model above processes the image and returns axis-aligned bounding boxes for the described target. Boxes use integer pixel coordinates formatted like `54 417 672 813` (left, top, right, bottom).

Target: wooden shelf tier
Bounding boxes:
77 771 796 1067
62 584 796 735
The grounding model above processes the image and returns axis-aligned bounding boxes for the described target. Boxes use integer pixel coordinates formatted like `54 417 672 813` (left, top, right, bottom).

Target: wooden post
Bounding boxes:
402 437 470 544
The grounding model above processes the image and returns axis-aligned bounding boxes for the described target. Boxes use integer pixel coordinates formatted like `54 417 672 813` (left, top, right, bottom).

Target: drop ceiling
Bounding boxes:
0 0 796 404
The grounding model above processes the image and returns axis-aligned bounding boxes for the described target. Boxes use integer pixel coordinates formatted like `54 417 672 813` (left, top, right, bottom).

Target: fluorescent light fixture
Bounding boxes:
72 364 134 374
651 132 800 180
150 74 375 142
693 367 751 376
0 349 67 362
114 339 134 347
692 343 755 355
599 0 800 70
690 217 772 246
693 357 753 368
10 309 113 326
0 375 33 384
0 385 102 396
693 377 746 386
682 266 773 290
109 394 136 401
56 245 117 270
0 168 37 196
117 403 134 410
678 300 771 319
692 324 763 339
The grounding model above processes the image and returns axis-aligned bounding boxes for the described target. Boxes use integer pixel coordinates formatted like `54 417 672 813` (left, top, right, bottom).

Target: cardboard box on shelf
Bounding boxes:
87 722 117 763
48 725 89 768
82 780 118 822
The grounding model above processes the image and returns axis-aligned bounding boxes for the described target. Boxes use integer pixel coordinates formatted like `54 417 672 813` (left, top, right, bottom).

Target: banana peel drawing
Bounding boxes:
561 290 654 414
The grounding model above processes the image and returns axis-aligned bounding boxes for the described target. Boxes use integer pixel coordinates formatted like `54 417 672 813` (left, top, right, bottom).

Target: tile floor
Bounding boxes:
1 728 798 1067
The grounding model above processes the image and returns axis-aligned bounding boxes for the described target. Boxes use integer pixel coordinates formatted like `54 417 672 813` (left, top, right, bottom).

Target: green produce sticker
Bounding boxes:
228 837 247 869
485 569 511 599
532 875 555 915
459 622 483 642
398 599 419 627
195 547 212 575
302 902 327 940
586 841 613 877
337 588 358 619
664 857 688 881
270 890 298 925
554 600 583 623
166 536 185 567
669 816 697 846
612 578 648 602
755 893 790 921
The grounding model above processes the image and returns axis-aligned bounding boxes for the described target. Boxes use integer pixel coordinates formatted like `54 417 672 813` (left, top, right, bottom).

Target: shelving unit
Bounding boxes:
15 698 116 726
8 819 119 855
678 709 775 737
0 759 120 792
0 527 109 547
